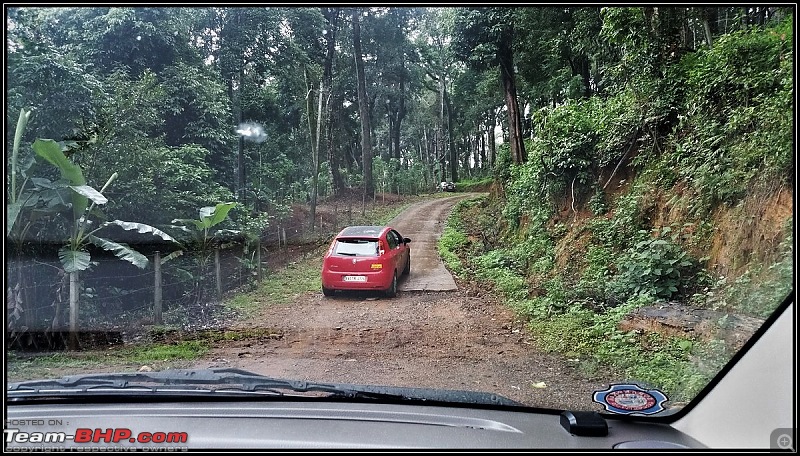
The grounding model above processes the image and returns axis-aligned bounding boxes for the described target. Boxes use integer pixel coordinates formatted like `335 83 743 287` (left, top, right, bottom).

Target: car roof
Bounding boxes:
336 225 389 238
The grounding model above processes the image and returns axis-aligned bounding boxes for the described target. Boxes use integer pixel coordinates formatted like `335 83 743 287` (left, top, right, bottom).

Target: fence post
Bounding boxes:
69 271 79 350
154 251 162 325
215 247 222 300
281 227 287 251
334 204 338 230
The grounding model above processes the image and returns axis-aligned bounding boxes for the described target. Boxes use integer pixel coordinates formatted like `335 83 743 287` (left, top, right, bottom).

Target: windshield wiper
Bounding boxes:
7 368 522 407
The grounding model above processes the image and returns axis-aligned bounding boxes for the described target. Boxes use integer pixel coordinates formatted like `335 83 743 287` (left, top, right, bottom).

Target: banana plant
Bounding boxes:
31 138 176 272
170 202 240 250
169 202 239 304
169 201 240 269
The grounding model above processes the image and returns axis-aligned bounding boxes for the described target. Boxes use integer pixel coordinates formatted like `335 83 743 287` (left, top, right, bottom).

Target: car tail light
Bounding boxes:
379 239 387 256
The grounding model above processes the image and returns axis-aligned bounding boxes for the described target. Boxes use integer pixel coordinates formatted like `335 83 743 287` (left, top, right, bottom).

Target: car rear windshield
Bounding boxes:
334 239 379 256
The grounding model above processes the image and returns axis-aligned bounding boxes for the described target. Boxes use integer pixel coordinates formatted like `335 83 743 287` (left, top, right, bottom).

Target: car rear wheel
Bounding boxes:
322 286 334 297
385 271 397 298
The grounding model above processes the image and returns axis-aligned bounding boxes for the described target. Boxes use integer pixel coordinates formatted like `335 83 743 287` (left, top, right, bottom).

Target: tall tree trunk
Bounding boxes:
437 78 445 182
387 115 394 161
473 133 479 173
352 9 374 198
701 7 716 47
488 111 497 168
393 72 406 169
480 125 487 171
305 67 323 231
423 127 433 189
464 134 472 176
235 69 246 205
323 8 345 196
445 88 457 182
499 38 526 164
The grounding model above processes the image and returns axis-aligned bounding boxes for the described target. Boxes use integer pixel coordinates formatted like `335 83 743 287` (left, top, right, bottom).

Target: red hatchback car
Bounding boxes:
321 225 411 297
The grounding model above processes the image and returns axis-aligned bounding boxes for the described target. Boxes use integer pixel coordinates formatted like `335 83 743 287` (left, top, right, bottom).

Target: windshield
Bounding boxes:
334 239 379 256
5 5 794 423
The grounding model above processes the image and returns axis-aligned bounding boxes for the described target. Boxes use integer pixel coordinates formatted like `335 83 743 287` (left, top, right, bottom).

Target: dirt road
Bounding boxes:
193 193 617 411
391 194 470 292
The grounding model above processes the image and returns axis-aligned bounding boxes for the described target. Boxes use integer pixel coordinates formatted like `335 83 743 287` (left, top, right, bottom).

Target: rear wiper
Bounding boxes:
7 368 522 407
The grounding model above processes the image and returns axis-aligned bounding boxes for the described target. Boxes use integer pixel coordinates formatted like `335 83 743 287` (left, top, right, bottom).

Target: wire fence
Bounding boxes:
6 197 408 351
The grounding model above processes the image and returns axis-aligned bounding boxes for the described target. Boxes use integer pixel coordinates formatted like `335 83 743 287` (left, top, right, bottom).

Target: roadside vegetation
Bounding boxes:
439 15 793 402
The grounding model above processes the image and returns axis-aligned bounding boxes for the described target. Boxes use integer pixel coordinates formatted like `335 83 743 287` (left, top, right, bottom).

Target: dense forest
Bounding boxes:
6 6 794 375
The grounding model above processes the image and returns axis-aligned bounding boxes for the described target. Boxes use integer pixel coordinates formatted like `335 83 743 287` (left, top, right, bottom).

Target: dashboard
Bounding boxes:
5 400 703 449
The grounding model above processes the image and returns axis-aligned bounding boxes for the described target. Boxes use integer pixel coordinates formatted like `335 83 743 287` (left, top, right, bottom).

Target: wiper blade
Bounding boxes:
8 368 322 397
7 368 522 407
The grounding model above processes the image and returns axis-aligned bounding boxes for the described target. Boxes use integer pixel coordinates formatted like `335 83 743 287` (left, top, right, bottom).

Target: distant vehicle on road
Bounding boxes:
439 181 456 192
321 225 411 297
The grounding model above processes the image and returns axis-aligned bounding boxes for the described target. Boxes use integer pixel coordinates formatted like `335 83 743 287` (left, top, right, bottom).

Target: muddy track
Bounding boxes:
191 193 619 411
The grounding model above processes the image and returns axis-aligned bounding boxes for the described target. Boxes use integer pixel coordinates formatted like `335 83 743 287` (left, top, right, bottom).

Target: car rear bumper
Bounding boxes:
322 270 392 291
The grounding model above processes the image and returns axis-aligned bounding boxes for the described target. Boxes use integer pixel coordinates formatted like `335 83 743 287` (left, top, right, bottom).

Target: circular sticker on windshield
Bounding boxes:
593 384 668 415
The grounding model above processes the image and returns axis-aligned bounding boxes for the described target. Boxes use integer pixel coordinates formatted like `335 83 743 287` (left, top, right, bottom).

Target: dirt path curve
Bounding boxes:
192 194 616 411
391 193 478 291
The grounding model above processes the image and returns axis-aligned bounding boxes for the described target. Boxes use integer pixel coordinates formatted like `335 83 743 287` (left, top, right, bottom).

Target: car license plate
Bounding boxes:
343 275 366 282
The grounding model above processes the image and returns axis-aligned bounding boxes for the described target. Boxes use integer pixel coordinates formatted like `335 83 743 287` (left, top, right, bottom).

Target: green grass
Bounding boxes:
7 340 210 381
523 295 727 402
437 227 466 277
226 255 323 314
125 340 209 364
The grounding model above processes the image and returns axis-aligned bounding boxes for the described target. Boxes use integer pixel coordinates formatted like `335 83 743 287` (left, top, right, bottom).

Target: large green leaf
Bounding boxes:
87 235 149 269
32 139 87 220
69 185 107 205
199 202 237 229
32 139 86 185
58 246 92 273
104 220 176 242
